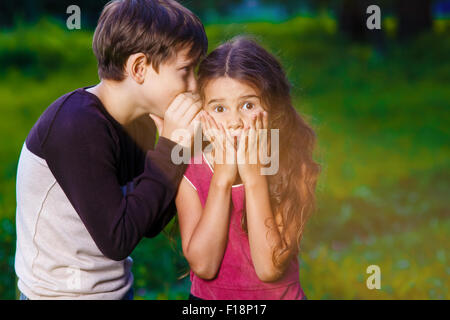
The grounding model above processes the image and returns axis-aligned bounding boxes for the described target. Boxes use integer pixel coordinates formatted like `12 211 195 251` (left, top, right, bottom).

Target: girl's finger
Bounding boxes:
202 114 214 142
200 112 208 131
205 112 219 132
237 127 247 163
196 111 204 132
224 126 236 154
251 114 257 130
199 112 206 130
205 114 217 142
222 124 234 149
255 112 262 132
262 111 269 130
248 123 257 159
255 113 262 151
211 116 223 144
210 114 221 131
213 122 223 147
219 123 233 162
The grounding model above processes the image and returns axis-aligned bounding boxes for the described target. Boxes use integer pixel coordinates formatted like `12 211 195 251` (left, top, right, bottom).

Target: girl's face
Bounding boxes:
202 77 266 140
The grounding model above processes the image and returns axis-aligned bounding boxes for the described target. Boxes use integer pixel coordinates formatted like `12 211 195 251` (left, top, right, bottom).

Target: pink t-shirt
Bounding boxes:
182 152 306 300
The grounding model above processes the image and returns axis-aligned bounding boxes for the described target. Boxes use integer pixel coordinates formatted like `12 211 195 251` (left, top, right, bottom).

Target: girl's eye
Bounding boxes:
214 105 225 113
242 102 254 110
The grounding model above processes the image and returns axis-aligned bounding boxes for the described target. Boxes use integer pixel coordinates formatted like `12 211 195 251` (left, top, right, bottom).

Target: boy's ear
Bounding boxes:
126 53 151 84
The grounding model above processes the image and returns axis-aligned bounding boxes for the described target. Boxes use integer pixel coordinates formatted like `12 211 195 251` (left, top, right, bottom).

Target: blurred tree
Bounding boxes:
0 0 109 28
311 0 434 42
0 0 437 42
180 0 243 20
0 0 43 27
338 0 371 41
260 0 303 13
41 0 107 28
395 0 433 40
330 0 388 57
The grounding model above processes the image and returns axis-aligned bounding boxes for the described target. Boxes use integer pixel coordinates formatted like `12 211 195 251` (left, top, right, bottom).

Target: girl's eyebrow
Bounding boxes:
207 98 225 105
239 95 260 101
207 95 260 105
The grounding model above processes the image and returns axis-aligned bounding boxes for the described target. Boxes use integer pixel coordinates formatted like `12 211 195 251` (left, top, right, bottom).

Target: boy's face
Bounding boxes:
202 77 265 142
141 46 198 117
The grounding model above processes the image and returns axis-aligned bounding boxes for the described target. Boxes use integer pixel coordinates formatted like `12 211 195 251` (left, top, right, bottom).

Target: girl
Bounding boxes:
175 37 320 300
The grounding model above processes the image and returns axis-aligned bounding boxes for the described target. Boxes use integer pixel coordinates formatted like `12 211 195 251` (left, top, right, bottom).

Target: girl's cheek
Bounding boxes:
209 113 225 127
247 106 264 116
255 105 266 114
242 113 256 126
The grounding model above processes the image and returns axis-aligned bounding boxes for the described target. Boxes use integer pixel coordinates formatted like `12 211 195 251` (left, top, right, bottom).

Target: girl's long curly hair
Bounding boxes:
197 36 321 268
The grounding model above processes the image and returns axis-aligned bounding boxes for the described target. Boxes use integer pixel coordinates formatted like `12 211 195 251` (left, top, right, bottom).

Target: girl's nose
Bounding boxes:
227 117 244 130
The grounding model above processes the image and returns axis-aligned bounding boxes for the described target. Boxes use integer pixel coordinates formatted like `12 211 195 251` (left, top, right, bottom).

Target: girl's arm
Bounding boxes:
244 175 297 282
176 111 237 280
239 111 297 282
176 175 233 280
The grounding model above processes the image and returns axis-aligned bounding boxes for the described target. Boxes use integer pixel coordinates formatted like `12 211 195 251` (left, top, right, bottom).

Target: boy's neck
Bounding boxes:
86 80 146 126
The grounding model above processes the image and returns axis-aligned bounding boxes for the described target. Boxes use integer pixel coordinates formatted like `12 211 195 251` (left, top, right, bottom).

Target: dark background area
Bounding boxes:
0 0 440 40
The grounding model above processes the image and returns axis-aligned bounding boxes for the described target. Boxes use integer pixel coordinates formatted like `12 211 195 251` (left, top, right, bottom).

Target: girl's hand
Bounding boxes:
201 112 238 187
237 111 269 185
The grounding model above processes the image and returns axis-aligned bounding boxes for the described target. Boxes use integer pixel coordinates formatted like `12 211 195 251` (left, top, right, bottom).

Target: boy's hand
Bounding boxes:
149 92 202 148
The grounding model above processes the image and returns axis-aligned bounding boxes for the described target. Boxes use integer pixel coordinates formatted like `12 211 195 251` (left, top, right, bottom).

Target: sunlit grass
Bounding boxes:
300 219 449 299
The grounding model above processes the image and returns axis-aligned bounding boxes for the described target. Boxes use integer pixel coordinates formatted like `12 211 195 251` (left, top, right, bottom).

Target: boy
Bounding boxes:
14 0 207 299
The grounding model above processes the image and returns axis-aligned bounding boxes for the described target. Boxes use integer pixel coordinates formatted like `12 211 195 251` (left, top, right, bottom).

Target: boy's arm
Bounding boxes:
41 113 186 261
143 199 176 238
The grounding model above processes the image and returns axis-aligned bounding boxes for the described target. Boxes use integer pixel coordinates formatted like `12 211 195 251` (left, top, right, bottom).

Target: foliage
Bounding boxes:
0 16 448 299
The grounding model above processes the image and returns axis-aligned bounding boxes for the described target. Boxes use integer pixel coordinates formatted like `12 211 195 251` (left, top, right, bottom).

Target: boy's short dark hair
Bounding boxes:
93 0 208 81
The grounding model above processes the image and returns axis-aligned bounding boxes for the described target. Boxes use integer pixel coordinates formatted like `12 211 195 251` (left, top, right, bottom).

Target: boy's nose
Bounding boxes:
187 71 198 93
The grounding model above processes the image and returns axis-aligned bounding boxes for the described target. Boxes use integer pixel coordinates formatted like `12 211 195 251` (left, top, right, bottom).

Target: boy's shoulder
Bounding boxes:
38 87 110 127
26 87 116 157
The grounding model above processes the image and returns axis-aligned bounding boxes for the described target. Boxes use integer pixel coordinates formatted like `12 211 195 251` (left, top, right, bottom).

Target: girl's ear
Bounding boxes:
126 53 149 84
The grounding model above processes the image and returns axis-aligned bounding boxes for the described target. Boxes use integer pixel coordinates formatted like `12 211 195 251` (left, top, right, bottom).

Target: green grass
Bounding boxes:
0 16 448 299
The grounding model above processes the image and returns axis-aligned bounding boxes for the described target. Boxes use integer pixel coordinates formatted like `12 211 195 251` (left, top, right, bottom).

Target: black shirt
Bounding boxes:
26 87 187 261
